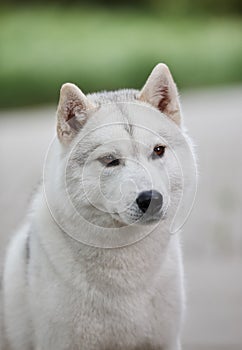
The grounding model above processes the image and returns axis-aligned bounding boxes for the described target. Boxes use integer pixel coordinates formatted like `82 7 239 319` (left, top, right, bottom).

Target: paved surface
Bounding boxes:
0 86 242 349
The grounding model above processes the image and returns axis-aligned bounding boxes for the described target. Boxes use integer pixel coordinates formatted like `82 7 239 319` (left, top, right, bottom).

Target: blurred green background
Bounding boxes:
0 0 242 109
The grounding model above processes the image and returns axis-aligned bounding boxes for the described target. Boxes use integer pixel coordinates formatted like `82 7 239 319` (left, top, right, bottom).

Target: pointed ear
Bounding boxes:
138 63 182 125
57 83 95 144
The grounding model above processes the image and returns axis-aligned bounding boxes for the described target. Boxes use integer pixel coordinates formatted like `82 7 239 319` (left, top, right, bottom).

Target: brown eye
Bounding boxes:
153 145 166 158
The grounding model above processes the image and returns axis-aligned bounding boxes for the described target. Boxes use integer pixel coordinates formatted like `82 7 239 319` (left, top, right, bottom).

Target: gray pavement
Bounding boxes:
0 86 242 349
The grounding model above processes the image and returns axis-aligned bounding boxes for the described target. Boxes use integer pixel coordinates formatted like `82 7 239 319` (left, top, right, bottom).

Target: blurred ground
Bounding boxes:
0 86 242 349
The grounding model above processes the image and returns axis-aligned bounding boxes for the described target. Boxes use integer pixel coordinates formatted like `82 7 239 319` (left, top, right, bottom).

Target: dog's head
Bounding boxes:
54 64 190 229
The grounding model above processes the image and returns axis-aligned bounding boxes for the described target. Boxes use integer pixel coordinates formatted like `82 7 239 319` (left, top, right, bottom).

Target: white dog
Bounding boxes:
2 63 196 350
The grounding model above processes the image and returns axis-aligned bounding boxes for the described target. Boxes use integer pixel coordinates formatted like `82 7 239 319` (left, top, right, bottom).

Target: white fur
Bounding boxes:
2 64 195 350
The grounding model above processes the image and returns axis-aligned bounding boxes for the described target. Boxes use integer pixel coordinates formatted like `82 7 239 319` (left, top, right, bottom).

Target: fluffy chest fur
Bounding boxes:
28 195 184 350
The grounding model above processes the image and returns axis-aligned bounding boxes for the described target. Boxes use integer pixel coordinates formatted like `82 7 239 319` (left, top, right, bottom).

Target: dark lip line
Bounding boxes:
112 209 166 226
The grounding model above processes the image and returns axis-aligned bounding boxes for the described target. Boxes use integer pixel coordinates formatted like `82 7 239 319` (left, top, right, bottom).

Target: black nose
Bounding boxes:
136 190 163 214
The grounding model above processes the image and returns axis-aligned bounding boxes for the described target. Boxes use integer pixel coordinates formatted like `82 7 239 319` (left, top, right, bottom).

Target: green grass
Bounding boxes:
0 6 242 108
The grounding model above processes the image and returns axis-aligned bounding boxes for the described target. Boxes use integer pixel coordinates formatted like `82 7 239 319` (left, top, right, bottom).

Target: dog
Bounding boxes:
2 63 196 350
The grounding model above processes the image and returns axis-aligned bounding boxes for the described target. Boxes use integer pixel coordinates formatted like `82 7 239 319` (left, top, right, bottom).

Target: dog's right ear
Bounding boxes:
57 83 95 145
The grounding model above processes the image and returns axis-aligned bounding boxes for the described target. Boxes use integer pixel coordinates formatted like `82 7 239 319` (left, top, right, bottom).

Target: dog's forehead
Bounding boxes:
84 101 170 142
74 100 183 160
71 100 184 164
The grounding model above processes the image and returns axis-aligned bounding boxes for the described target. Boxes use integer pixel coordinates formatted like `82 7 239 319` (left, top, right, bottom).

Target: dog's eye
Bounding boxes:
107 159 120 167
153 145 166 158
100 155 120 167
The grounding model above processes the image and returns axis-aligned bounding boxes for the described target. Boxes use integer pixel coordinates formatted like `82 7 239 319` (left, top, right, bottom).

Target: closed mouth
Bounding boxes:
139 210 165 224
111 207 166 226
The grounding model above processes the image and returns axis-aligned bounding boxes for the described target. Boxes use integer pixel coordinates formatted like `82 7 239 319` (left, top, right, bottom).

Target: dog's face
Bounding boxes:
56 64 188 228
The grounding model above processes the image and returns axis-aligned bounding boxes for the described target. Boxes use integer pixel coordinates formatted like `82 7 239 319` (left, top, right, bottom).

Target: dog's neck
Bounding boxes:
32 189 175 293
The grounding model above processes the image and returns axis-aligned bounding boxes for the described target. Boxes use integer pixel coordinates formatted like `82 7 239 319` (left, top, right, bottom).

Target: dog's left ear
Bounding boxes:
57 83 96 145
139 63 182 125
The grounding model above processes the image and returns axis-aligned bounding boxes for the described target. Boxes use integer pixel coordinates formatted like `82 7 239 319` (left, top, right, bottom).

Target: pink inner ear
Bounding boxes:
65 107 75 122
65 100 83 122
157 85 170 113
